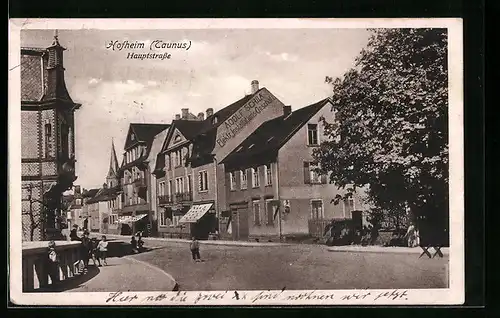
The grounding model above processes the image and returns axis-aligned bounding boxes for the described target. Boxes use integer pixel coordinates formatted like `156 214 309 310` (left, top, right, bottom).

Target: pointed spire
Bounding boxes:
107 139 119 178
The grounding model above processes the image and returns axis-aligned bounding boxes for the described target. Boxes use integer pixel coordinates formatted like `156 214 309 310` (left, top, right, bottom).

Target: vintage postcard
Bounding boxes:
9 18 464 306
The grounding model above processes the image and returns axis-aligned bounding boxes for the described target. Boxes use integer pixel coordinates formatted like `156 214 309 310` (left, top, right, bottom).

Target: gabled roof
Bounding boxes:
86 186 120 204
160 119 205 153
82 188 100 198
147 128 169 171
221 98 330 169
124 123 170 150
189 92 259 167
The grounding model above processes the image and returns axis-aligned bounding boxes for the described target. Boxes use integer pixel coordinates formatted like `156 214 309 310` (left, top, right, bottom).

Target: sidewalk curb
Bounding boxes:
93 233 291 247
327 247 450 255
123 256 178 291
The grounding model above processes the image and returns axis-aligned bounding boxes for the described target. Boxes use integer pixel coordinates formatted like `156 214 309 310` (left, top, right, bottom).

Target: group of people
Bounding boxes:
69 224 108 272
130 231 145 253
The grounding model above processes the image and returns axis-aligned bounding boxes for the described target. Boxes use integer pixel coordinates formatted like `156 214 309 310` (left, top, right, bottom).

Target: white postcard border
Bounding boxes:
9 18 464 306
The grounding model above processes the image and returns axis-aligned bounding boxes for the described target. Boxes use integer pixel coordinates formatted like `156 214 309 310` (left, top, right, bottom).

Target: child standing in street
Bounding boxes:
97 235 108 266
90 237 101 266
190 237 201 261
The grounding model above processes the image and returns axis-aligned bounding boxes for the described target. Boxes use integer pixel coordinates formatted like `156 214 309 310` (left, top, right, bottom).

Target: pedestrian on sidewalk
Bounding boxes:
90 237 101 266
47 240 60 284
131 236 138 254
190 237 201 262
97 235 108 266
80 231 92 272
70 224 80 241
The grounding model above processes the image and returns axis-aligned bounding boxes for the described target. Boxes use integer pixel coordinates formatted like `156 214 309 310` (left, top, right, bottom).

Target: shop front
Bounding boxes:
118 213 148 236
179 202 217 240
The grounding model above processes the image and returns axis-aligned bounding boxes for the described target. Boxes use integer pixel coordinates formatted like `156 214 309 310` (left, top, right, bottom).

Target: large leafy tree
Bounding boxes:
316 28 448 234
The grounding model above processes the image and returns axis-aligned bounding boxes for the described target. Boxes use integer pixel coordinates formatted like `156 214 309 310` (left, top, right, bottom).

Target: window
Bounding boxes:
343 197 355 218
307 124 319 145
159 211 166 226
44 123 52 158
266 200 276 225
311 200 324 219
159 181 165 196
240 170 247 190
172 215 181 227
171 152 176 167
253 200 261 225
166 155 171 170
61 123 69 157
229 172 236 190
109 214 118 224
168 180 173 196
131 133 135 141
264 164 272 186
76 199 81 205
251 168 260 188
198 171 209 192
175 177 184 194
303 162 326 184
174 134 181 143
187 175 192 193
175 149 182 166
159 210 172 226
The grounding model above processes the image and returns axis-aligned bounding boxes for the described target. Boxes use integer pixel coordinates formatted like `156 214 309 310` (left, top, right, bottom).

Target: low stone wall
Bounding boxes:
22 241 82 292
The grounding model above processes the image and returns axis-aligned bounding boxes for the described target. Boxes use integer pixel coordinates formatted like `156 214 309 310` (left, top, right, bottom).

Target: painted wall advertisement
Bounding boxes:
213 88 285 157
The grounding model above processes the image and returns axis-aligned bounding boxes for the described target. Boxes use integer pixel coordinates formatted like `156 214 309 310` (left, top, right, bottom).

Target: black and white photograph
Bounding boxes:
9 18 464 306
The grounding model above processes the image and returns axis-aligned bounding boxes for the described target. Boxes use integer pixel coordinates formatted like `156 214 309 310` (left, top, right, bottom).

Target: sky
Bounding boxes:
21 28 371 189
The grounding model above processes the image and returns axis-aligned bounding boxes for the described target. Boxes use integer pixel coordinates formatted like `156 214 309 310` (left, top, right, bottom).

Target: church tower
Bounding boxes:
106 139 120 189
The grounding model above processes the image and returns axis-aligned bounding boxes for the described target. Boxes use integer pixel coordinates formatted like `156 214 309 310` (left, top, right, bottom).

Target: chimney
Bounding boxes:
181 108 189 119
206 108 214 117
251 80 259 94
197 112 205 121
175 114 181 120
74 185 81 194
283 105 292 116
102 183 108 189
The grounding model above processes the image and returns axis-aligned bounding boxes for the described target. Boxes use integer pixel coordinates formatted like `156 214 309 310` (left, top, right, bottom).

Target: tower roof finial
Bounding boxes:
52 29 60 46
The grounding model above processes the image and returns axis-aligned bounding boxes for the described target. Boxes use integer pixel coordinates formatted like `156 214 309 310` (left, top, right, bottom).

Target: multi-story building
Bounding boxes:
81 188 99 230
118 123 170 235
80 141 123 234
145 128 170 237
154 80 287 239
21 34 81 241
221 98 369 241
153 117 205 238
62 185 83 229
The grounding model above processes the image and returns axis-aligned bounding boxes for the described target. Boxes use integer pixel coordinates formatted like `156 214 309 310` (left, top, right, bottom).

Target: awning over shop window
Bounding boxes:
118 214 148 224
179 203 213 223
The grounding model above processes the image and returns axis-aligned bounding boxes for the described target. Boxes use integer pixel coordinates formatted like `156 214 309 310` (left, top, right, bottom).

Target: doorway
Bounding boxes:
231 207 249 241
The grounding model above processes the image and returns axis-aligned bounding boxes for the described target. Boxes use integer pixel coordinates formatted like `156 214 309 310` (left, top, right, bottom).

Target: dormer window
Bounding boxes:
174 134 182 144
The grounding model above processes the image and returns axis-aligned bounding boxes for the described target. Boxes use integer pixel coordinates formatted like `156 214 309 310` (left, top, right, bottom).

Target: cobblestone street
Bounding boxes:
128 240 449 291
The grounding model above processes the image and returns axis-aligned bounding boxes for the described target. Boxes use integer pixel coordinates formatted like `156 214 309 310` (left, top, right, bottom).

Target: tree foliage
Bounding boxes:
315 28 448 225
